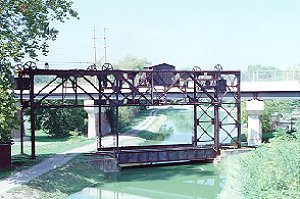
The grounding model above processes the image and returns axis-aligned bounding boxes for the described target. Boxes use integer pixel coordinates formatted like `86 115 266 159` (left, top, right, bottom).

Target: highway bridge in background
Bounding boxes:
14 80 300 100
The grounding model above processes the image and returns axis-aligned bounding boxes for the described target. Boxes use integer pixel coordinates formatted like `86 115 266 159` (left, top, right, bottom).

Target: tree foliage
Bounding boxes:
107 106 141 133
34 100 87 138
113 55 151 70
242 100 300 134
0 0 78 142
0 0 78 61
0 85 17 143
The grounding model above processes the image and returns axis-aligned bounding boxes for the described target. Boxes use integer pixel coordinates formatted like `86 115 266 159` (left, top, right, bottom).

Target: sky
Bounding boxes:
37 0 300 70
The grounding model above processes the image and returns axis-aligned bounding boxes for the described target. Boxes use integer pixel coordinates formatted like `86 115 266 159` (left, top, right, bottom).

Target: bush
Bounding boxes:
240 131 299 198
220 130 300 198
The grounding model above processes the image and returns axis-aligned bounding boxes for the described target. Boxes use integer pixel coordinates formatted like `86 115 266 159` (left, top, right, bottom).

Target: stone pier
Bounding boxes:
246 99 264 146
84 100 111 139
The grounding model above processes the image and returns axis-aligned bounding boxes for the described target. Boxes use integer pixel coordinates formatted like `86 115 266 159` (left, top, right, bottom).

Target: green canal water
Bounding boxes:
68 107 233 198
67 164 225 199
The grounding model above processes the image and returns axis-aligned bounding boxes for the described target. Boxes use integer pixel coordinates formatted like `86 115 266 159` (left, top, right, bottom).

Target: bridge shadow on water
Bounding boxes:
113 164 217 183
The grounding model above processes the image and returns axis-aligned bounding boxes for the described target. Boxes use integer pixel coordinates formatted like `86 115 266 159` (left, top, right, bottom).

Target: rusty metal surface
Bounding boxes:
16 62 241 160
98 145 217 164
117 147 216 164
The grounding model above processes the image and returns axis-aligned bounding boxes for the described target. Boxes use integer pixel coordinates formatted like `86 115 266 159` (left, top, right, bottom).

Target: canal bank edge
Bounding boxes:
213 147 254 164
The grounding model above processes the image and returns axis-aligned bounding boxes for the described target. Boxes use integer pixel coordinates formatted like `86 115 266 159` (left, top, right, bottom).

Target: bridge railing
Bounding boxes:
241 69 300 82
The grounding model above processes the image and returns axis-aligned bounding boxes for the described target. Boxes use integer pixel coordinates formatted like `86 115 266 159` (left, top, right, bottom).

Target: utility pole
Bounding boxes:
93 25 97 65
104 28 107 63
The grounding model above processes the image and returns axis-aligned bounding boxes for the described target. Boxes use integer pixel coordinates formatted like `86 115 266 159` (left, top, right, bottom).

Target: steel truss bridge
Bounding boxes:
15 63 242 164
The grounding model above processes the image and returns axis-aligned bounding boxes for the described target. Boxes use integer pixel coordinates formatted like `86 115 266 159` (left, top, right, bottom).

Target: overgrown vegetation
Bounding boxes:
219 129 300 198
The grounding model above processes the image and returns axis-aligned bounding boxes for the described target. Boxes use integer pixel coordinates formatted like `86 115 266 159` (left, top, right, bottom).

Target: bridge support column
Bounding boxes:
84 100 99 139
246 100 264 146
84 100 111 139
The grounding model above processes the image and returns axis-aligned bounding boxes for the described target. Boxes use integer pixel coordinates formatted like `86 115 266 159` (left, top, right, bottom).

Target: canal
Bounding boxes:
68 106 232 198
68 164 224 199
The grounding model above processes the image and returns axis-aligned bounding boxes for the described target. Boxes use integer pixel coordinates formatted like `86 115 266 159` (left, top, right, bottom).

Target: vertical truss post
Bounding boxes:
193 72 198 146
115 77 120 158
151 71 154 104
74 77 78 105
98 75 102 148
236 73 241 148
20 85 25 154
214 73 220 153
29 72 36 159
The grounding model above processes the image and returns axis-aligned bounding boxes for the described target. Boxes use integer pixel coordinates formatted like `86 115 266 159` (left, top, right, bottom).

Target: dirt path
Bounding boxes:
122 109 158 137
0 109 159 195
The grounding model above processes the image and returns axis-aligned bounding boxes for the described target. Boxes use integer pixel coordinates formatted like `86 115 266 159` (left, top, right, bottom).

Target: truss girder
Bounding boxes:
16 68 241 158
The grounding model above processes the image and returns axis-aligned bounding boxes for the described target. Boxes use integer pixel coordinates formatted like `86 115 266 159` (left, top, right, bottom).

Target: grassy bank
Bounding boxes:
7 154 104 199
1 131 95 180
219 131 300 198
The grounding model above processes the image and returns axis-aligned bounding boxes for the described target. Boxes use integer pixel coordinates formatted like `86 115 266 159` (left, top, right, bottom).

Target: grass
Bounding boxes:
0 154 49 180
7 154 105 199
1 131 96 180
12 131 95 156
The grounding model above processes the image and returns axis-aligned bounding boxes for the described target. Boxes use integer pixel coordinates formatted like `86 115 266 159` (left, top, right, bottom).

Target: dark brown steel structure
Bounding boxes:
15 62 241 163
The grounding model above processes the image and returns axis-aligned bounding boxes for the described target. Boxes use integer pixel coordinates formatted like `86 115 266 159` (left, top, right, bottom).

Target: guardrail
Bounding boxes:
242 69 300 82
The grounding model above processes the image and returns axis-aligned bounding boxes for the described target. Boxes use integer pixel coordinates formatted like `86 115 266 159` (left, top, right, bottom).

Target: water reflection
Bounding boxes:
68 164 224 199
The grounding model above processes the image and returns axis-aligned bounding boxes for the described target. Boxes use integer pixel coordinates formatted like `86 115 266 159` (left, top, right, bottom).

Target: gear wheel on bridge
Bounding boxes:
87 64 97 70
214 64 223 71
102 63 113 71
23 61 37 69
192 66 201 71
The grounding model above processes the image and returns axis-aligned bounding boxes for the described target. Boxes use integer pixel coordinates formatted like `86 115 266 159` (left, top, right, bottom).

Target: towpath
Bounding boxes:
0 109 158 195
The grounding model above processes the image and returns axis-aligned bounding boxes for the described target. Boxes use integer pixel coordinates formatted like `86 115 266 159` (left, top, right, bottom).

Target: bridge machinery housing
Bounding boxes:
15 62 241 165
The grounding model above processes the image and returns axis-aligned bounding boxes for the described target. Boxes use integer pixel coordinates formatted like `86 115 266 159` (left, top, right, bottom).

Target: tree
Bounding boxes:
0 0 78 142
34 100 87 138
0 85 17 143
113 55 151 70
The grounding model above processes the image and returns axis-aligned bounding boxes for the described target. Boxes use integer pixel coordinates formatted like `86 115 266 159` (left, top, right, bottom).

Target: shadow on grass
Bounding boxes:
0 153 52 180
25 155 105 197
35 135 69 143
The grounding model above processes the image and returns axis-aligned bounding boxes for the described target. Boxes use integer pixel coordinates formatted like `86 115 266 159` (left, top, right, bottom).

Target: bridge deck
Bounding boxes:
98 144 217 165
